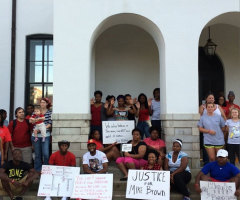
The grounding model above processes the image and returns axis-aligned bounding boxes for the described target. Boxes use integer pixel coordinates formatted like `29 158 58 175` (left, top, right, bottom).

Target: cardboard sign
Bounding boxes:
200 181 237 200
122 144 132 152
126 170 170 200
71 174 113 200
102 121 134 144
38 165 80 197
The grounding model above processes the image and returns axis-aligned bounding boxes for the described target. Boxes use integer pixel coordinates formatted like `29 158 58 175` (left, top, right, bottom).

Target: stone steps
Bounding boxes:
2 163 237 200
1 176 201 200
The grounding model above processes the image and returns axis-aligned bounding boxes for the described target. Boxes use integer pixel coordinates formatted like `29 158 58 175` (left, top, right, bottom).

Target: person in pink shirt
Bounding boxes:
144 127 166 167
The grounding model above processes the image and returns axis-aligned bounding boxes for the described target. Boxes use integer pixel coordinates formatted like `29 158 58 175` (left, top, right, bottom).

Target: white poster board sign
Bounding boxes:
122 144 132 152
38 165 80 197
200 181 237 200
126 170 170 200
102 121 134 144
71 174 113 200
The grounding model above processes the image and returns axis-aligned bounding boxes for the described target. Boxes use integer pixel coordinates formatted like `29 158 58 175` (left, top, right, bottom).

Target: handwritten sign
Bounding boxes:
200 181 237 200
126 170 170 200
102 121 134 144
122 144 132 152
38 165 80 197
71 174 113 200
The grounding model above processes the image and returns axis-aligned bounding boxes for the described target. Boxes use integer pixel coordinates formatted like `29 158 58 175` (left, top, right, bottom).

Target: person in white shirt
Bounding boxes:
151 88 161 138
83 139 108 174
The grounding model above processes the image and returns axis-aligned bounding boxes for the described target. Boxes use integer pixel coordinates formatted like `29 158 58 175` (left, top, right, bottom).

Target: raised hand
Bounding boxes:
104 102 109 109
136 101 140 109
133 98 137 104
90 98 94 105
148 98 152 107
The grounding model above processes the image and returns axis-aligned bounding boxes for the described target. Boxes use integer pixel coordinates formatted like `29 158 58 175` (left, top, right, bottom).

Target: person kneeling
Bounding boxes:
45 140 76 200
195 149 240 196
83 139 108 174
0 149 39 200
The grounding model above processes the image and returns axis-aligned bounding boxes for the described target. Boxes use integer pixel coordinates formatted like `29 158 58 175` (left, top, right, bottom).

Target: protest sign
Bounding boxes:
71 174 113 200
200 181 237 200
126 169 170 200
102 120 134 144
122 144 132 152
38 165 80 197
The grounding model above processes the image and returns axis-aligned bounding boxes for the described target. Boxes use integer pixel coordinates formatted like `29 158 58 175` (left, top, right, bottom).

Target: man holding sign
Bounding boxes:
44 140 76 200
83 139 108 174
195 149 240 196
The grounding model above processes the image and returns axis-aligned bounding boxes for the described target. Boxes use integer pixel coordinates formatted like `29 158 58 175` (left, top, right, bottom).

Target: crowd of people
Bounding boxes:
0 89 240 200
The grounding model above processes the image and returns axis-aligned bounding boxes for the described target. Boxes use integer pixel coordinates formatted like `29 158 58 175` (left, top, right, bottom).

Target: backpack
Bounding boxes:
12 119 30 135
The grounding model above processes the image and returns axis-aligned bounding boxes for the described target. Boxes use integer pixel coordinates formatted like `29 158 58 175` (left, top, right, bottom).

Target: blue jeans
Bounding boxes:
137 121 151 139
32 136 50 172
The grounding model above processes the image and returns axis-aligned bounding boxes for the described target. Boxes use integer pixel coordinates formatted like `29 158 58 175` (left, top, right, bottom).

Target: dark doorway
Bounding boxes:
198 47 224 104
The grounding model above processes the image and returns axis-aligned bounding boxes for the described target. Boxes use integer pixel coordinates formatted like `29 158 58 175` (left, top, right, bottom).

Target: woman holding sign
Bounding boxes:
165 139 191 200
116 128 148 181
90 130 120 161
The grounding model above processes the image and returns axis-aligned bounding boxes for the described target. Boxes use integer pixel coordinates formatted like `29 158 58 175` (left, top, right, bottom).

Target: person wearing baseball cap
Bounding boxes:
195 149 240 196
45 140 76 200
48 140 76 167
82 139 108 174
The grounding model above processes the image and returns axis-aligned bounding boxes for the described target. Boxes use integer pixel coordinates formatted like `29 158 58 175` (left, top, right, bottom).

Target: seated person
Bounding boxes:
90 130 120 161
144 127 166 167
83 139 108 174
48 140 76 167
45 140 76 200
141 151 162 170
195 149 240 196
116 128 148 181
164 139 191 200
0 149 39 200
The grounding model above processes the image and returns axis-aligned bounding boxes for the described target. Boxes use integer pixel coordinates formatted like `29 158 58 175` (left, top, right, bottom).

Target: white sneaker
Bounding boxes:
61 197 67 200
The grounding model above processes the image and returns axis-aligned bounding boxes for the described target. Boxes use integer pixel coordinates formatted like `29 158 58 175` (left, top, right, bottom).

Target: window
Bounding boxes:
26 35 53 106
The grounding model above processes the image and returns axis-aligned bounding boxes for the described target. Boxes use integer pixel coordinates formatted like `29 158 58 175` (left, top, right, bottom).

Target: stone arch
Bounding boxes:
89 13 166 111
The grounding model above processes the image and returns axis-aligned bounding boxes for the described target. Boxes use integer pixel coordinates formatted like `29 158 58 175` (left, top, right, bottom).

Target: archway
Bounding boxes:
198 12 240 165
94 24 159 99
199 12 240 105
90 13 166 112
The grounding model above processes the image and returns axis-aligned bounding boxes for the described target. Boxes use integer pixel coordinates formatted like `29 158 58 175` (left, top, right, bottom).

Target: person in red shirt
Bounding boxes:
141 151 162 170
30 106 46 142
0 112 12 163
90 130 120 161
46 140 76 200
8 107 32 164
136 93 152 139
90 90 106 141
225 91 240 119
49 140 76 167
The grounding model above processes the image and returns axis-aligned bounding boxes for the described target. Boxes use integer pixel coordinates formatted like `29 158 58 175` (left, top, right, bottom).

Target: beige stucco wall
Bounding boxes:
94 24 159 100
